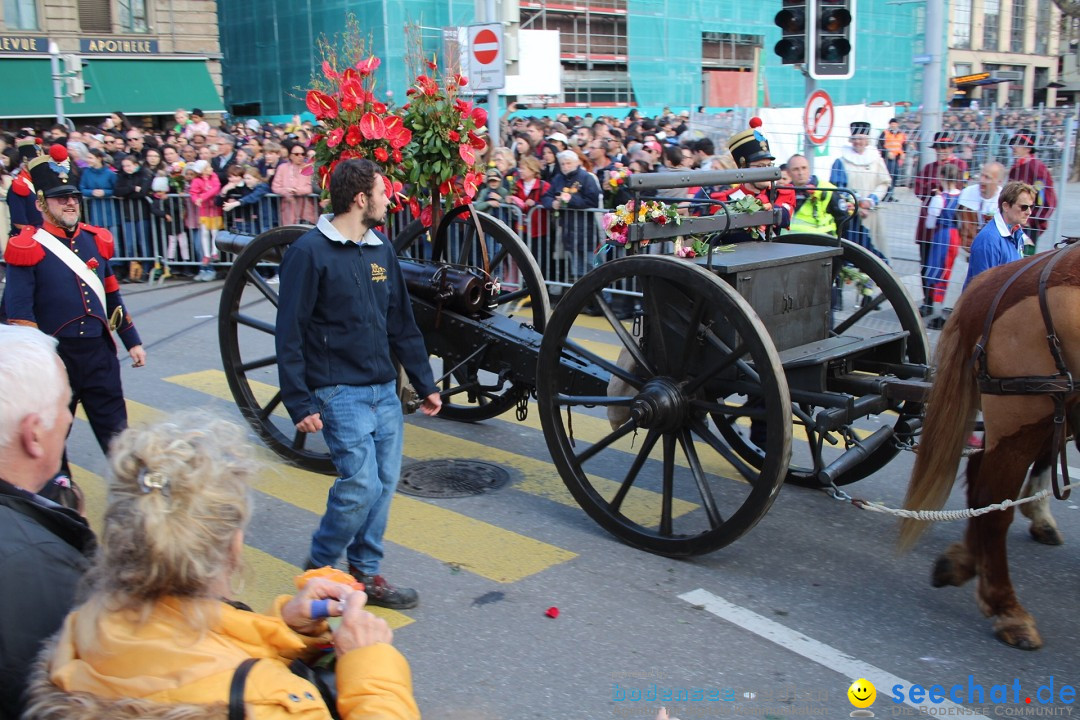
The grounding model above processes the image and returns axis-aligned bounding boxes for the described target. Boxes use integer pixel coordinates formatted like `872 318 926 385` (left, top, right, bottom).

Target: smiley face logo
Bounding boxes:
848 678 876 708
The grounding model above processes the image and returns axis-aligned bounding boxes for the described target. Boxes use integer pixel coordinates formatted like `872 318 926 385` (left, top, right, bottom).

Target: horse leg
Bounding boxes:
930 451 980 588
968 441 1043 650
1018 454 1064 546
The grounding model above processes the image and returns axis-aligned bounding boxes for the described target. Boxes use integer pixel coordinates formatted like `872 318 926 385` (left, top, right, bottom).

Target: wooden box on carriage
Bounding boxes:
693 242 840 352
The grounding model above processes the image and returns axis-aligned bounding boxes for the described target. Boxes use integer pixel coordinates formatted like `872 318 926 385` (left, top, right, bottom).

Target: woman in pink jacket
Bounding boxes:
272 143 318 226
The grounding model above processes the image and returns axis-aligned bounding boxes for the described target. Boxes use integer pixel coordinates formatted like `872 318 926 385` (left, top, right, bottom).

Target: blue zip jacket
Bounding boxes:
275 216 437 424
78 165 119 228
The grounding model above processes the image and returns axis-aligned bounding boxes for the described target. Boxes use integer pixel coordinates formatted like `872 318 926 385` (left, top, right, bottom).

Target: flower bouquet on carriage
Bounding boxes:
303 17 488 234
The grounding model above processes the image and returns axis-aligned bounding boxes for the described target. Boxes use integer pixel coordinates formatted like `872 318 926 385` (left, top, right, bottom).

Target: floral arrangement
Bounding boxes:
606 167 631 191
304 18 411 209
601 200 682 246
400 52 488 223
673 237 736 259
838 265 874 300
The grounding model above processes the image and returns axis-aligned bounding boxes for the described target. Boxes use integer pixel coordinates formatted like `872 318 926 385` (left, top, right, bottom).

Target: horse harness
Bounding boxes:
971 242 1080 501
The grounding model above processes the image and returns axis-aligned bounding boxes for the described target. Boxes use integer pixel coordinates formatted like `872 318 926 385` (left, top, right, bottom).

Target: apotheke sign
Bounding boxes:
80 38 159 54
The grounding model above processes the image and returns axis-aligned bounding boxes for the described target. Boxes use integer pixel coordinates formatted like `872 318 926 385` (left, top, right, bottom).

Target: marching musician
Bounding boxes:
2 143 146 501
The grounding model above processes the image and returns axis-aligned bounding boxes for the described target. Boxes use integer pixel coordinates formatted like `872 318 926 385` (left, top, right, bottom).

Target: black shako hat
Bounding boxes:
727 117 774 169
28 145 81 198
850 121 871 136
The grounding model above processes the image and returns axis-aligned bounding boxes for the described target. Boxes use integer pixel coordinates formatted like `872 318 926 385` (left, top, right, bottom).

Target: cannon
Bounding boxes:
217 167 931 556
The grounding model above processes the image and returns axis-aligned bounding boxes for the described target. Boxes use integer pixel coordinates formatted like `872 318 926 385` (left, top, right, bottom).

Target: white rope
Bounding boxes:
848 482 1078 521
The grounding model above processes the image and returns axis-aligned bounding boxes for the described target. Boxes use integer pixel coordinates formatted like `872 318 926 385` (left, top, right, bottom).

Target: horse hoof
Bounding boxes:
994 620 1043 651
1029 523 1065 546
932 557 959 587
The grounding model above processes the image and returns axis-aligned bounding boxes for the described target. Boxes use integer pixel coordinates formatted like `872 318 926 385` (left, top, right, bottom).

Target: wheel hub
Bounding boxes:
630 377 687 431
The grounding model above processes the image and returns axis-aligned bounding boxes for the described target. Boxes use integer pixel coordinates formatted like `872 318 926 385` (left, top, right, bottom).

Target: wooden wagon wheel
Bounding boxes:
394 206 550 422
218 225 337 474
536 255 792 557
715 235 929 487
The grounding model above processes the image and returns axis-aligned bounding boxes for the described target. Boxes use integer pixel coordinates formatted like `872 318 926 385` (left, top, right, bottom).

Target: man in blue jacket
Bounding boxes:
964 180 1035 291
276 158 441 609
541 149 600 280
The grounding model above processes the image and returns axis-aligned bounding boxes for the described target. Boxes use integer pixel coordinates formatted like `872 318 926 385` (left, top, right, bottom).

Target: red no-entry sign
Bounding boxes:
467 23 505 91
472 28 499 65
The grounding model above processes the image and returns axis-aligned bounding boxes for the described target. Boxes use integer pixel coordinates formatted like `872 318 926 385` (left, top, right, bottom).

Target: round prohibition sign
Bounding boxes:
473 28 499 65
804 89 835 146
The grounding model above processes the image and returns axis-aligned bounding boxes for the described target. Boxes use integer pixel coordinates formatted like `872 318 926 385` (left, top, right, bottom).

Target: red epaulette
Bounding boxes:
79 223 115 260
3 226 45 266
10 173 32 197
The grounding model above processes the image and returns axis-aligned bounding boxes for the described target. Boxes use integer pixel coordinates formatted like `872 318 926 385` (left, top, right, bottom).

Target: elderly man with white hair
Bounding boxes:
540 149 600 282
0 325 96 720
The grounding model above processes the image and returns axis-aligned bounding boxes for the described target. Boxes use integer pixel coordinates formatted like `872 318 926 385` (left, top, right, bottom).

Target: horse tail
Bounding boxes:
899 312 980 550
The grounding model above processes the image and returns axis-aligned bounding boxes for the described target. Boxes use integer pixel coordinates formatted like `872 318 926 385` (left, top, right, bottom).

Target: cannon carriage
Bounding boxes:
217 166 931 557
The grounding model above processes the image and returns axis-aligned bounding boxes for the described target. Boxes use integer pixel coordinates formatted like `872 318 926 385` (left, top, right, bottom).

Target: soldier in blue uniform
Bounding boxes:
3 144 146 484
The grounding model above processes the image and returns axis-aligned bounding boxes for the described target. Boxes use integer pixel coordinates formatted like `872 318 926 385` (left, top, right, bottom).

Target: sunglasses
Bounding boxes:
1015 204 1033 211
291 151 306 156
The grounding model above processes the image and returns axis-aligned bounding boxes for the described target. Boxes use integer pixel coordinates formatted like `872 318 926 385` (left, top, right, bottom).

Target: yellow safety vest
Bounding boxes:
787 181 838 236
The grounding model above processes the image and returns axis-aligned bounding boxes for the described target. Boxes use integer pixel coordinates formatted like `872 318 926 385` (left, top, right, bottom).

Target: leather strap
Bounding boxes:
229 657 259 720
467 203 490 274
972 252 1054 381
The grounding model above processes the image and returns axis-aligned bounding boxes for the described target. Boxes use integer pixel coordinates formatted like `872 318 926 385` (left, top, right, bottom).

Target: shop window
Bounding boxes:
4 0 38 30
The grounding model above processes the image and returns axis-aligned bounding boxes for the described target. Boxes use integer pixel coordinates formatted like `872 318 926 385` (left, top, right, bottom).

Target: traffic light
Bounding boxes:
61 54 90 103
773 0 807 65
809 0 855 80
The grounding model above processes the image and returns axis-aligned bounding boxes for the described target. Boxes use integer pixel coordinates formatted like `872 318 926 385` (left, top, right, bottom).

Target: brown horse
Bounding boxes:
900 249 1080 650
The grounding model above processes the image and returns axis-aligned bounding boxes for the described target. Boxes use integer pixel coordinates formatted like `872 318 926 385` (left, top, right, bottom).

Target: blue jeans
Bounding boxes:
309 380 403 574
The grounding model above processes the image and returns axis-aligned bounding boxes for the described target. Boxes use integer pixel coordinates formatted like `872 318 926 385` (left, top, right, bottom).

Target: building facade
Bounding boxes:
947 0 1062 107
218 0 923 117
0 0 223 122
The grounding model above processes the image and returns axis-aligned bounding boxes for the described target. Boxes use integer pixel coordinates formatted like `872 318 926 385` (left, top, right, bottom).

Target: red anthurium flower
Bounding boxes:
470 107 488 127
458 144 476 165
321 60 339 81
340 78 363 111
463 173 479 198
448 130 460 142
318 165 331 188
311 134 324 145
383 115 403 135
306 90 339 121
388 127 412 150
327 127 345 148
345 124 364 147
374 147 389 162
370 101 386 114
341 67 358 85
408 196 421 218
382 175 395 201
359 112 386 140
301 163 315 176
439 179 454 196
356 55 381 75
455 73 468 86
392 149 402 163
420 205 433 228
425 55 438 70
455 99 472 114
467 130 487 151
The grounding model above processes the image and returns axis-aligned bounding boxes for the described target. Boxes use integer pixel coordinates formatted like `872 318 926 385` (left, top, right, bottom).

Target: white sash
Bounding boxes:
33 227 108 315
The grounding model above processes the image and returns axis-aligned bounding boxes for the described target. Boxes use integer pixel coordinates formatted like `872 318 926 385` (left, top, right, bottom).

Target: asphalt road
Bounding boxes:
35 260 1078 720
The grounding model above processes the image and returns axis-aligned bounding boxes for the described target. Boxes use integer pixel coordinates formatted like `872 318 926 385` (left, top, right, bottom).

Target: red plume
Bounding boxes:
48 144 68 163
749 117 763 129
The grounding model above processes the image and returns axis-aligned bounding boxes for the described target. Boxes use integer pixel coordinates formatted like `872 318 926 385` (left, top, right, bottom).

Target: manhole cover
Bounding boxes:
398 459 510 498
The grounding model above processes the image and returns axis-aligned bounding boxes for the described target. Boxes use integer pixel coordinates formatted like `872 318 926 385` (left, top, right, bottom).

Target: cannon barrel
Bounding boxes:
626 167 780 191
216 230 256 257
399 260 496 316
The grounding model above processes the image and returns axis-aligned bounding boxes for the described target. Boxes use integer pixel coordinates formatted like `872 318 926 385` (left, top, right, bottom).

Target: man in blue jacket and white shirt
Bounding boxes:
964 180 1036 291
276 158 441 609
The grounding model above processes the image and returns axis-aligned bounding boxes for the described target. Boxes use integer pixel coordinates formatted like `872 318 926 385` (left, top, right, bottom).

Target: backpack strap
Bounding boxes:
229 657 259 720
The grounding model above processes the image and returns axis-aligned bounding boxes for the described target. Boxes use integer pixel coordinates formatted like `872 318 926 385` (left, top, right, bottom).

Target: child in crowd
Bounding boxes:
147 175 189 278
222 166 272 236
187 159 222 282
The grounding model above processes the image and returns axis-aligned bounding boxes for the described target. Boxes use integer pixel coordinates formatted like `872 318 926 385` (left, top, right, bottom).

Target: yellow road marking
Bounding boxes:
166 369 697 528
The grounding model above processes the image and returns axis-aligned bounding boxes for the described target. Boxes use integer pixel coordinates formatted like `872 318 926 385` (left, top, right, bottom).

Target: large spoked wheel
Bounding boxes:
717 235 929 487
395 206 550 422
218 225 336 474
536 255 792 557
